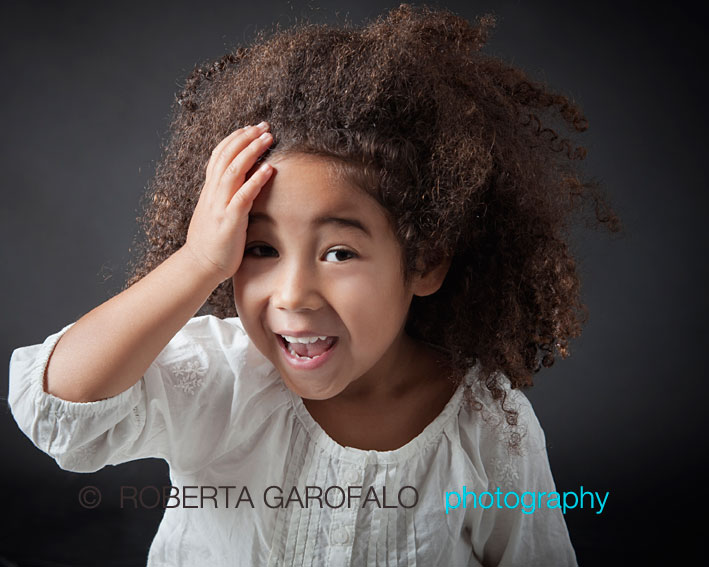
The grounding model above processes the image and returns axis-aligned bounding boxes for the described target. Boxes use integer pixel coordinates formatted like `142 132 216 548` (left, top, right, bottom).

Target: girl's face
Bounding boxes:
232 154 444 400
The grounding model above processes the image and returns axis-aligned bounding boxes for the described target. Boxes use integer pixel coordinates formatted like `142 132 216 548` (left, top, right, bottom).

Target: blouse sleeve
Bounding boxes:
462 380 579 567
7 315 278 475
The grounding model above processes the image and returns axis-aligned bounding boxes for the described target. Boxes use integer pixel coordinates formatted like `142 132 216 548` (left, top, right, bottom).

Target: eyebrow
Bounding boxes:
248 212 372 237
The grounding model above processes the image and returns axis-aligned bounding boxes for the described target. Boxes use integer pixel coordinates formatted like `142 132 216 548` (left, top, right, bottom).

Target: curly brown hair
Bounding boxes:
123 3 622 427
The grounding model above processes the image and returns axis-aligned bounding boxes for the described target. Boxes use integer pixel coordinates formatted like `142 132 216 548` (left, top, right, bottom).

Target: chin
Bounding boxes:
282 377 346 401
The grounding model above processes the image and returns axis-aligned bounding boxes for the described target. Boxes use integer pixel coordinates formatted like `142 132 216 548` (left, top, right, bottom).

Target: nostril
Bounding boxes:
272 280 322 312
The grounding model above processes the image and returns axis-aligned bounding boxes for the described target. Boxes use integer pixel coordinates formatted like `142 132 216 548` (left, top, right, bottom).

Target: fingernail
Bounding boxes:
257 121 269 130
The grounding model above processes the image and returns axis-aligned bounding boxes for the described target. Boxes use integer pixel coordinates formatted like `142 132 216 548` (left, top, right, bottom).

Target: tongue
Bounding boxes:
289 337 336 357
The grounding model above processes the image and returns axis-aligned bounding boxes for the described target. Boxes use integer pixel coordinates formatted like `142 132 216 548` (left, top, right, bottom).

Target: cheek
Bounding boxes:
232 276 272 352
231 276 246 312
231 269 266 318
330 266 411 338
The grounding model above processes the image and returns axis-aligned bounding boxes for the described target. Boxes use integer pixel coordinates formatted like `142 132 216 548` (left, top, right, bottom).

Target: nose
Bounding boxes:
272 257 323 312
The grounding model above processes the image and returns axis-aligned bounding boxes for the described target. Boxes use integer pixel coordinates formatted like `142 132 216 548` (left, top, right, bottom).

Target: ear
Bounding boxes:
410 256 452 297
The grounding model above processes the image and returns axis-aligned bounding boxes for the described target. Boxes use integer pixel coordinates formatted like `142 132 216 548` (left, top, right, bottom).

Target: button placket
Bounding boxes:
331 524 350 545
344 466 362 485
326 457 365 565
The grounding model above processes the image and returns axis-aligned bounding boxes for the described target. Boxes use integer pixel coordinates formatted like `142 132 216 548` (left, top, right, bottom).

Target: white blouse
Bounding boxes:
8 315 578 566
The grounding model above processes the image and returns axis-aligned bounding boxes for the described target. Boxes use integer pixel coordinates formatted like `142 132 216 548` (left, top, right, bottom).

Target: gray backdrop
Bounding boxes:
2 0 705 565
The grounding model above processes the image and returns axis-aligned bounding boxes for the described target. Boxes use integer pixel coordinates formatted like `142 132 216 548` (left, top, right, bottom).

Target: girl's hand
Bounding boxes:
183 122 274 283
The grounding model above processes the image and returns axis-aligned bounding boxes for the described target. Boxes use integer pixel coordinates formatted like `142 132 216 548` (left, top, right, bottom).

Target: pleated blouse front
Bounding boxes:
8 315 577 566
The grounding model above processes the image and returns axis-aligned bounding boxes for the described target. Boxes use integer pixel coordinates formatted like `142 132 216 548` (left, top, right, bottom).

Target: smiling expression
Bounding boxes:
232 153 444 401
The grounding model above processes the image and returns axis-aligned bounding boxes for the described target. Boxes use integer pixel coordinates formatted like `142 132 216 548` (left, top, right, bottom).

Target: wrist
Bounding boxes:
175 245 229 290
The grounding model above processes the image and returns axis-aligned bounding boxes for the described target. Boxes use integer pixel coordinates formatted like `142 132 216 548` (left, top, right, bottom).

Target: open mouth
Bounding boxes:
277 334 339 361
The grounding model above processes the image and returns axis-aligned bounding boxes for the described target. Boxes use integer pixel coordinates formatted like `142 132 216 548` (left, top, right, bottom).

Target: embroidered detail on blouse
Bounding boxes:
168 359 208 395
471 383 531 454
489 456 521 489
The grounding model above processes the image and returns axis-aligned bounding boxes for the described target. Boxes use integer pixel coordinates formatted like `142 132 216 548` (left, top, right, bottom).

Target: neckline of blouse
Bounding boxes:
281 364 478 466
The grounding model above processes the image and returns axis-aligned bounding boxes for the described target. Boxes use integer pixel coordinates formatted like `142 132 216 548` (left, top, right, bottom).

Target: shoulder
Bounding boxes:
167 314 247 352
464 370 542 446
453 369 577 565
151 315 279 397
147 316 287 470
456 365 549 486
159 315 270 367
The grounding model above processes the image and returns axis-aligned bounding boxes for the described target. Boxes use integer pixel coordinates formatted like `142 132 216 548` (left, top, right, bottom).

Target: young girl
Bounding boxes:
8 4 619 566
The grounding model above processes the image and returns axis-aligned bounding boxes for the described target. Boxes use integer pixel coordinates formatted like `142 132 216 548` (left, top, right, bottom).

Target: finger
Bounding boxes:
205 125 251 180
216 131 273 205
208 123 270 183
225 161 273 216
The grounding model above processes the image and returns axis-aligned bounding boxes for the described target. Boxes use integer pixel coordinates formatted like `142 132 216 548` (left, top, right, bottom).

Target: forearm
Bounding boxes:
44 246 224 402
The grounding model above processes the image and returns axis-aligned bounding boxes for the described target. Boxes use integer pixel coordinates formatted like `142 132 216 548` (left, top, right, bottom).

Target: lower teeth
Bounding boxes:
287 344 325 360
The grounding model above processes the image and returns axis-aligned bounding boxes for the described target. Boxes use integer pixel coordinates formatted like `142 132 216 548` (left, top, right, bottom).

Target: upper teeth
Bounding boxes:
281 335 328 344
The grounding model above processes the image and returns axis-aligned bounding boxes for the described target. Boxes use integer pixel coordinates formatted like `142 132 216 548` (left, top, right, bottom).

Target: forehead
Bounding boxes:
250 154 389 229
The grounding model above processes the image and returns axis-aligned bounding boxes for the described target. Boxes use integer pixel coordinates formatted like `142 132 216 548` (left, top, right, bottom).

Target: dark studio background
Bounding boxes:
1 0 705 565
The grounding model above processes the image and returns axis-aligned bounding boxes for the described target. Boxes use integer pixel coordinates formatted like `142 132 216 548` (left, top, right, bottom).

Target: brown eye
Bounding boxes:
324 248 357 262
245 245 278 258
